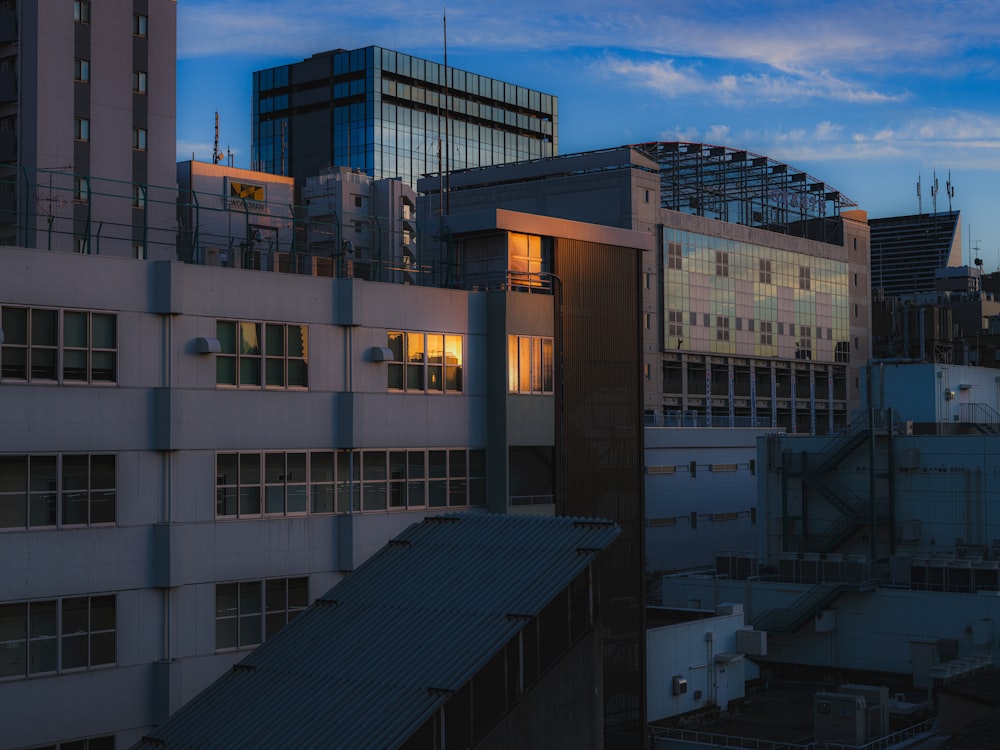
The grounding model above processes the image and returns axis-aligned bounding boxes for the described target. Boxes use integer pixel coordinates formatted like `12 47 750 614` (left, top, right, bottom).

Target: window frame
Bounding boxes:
216 448 485 519
132 127 147 151
215 577 308 651
215 320 309 390
0 453 117 530
73 117 90 142
74 0 91 23
133 13 148 37
0 306 117 385
507 334 554 395
0 595 115 680
132 70 147 94
387 331 463 394
74 58 90 83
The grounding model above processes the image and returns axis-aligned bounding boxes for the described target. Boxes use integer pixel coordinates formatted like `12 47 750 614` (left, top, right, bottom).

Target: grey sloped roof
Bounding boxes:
133 512 620 750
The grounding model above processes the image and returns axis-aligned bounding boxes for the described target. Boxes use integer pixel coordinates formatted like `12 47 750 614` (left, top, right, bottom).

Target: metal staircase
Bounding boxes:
752 577 876 635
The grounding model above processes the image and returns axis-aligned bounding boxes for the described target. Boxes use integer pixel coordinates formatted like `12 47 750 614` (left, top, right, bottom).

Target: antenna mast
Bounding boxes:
916 175 922 215
947 170 955 213
443 8 450 215
931 170 938 214
213 112 222 164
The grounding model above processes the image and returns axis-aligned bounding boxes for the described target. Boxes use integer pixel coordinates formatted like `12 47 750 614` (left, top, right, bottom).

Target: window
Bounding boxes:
132 70 147 94
667 310 683 338
73 177 89 202
353 195 363 208
507 232 550 289
74 1 90 24
715 251 729 277
133 13 148 37
215 577 307 650
644 313 651 330
132 127 146 151
0 595 115 679
797 327 812 360
760 321 773 347
131 185 145 209
74 58 90 83
667 242 682 270
0 307 116 383
507 334 553 394
217 448 485 518
74 117 90 142
133 243 146 260
0 453 115 529
387 331 463 393
715 316 730 342
759 259 772 284
799 266 811 290
354 220 363 233
215 321 308 388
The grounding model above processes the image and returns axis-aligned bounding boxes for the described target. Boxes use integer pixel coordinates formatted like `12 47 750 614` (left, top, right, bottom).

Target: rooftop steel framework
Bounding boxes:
633 142 857 242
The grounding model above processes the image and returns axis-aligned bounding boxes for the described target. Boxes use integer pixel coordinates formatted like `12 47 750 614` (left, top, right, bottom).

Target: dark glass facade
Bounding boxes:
252 46 557 187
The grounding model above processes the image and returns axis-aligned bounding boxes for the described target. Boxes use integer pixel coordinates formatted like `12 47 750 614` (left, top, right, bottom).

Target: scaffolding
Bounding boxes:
632 142 857 244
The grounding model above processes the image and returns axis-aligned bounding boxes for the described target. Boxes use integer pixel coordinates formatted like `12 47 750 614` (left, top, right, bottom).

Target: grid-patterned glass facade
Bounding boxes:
662 228 850 363
252 46 557 187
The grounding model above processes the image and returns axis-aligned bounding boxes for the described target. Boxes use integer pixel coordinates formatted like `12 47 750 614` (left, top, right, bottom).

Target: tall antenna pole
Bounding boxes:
947 170 955 213
213 112 221 164
931 170 938 214
443 8 450 215
916 174 922 215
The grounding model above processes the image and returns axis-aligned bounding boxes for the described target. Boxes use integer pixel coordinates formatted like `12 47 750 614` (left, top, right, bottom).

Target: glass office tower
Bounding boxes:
252 46 557 187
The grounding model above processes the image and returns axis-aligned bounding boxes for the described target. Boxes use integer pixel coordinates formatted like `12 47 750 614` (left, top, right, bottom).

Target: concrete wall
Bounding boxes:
660 577 1000 679
0 247 504 748
645 428 769 572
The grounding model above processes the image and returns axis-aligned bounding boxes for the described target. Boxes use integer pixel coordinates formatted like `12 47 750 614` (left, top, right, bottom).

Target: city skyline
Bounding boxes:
178 1 1000 267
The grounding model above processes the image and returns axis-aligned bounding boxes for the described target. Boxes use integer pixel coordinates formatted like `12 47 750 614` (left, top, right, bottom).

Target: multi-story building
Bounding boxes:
0 195 649 748
870 210 963 297
251 46 557 189
0 0 176 260
301 166 419 284
418 143 873 435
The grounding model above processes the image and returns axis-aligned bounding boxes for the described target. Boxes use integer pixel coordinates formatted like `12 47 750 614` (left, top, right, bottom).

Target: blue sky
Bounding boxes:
178 1 1000 269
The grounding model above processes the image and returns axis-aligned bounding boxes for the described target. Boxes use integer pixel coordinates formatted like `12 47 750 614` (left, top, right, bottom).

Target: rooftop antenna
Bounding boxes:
947 170 955 213
213 112 223 164
916 174 922 215
931 170 938 214
443 7 450 215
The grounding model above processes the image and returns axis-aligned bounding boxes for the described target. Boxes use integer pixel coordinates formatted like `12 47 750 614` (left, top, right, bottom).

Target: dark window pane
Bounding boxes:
239 486 260 515
29 636 57 674
90 596 115 631
428 450 447 479
31 309 57 346
288 577 308 608
217 453 238 484
239 454 260 484
64 311 88 348
239 615 261 646
216 584 237 618
92 313 116 349
62 597 89 634
90 490 115 523
287 485 307 513
428 480 447 507
90 631 115 665
62 633 88 669
215 618 237 649
0 602 26 642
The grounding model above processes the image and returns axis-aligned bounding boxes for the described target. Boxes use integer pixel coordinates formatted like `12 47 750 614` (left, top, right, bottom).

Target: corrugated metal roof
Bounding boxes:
132 512 619 750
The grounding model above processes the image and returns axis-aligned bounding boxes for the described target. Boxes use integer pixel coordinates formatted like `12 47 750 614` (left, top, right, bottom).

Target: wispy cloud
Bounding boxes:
601 56 905 105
